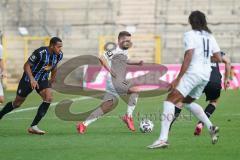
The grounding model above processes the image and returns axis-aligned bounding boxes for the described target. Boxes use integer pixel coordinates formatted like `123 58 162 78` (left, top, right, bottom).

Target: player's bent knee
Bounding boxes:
12 101 22 108
166 89 184 104
13 96 26 108
210 101 217 107
102 98 119 113
101 101 114 113
44 96 53 103
0 96 4 103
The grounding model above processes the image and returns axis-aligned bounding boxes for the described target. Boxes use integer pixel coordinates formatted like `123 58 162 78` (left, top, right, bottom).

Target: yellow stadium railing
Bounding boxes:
2 36 50 91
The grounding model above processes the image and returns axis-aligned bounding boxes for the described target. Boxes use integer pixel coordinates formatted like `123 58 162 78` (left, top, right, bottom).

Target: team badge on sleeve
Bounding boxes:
30 55 36 62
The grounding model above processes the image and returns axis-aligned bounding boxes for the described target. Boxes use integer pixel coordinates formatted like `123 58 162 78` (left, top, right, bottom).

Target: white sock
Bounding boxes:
127 105 135 117
159 101 175 142
127 93 138 117
83 118 97 126
185 102 212 131
83 107 104 126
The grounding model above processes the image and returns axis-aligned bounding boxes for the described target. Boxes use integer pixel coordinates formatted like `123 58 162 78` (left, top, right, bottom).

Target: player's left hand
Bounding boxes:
30 79 39 90
224 79 230 91
138 60 143 66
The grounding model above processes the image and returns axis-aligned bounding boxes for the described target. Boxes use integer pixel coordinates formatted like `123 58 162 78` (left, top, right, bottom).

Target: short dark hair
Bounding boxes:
189 10 212 33
49 37 62 46
118 31 131 40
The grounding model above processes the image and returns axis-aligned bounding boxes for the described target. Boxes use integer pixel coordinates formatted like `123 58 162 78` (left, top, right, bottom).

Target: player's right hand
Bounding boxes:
224 79 230 91
138 60 143 66
30 78 39 90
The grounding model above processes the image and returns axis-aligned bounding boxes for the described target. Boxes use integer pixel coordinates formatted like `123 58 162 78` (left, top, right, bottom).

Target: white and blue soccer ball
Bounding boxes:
139 119 154 133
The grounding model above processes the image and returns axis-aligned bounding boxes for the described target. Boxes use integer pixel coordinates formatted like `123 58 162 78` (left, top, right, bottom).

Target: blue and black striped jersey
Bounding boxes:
23 46 63 82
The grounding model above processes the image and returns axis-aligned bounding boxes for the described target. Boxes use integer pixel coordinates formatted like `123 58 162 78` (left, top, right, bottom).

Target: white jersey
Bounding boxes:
103 46 129 95
103 46 128 81
183 30 220 80
103 46 128 68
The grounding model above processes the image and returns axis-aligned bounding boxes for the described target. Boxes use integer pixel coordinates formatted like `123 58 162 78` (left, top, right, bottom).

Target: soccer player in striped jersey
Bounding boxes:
0 37 63 135
193 51 231 135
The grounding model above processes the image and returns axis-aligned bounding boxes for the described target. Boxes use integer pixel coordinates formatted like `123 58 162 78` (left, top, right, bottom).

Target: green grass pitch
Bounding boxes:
0 90 239 160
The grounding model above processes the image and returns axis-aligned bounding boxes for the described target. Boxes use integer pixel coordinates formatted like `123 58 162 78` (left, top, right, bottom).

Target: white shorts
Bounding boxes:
176 73 208 99
106 79 131 96
0 81 4 96
103 92 117 102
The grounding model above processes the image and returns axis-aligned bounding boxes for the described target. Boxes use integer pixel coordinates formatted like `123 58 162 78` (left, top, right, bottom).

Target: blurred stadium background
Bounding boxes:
0 0 239 90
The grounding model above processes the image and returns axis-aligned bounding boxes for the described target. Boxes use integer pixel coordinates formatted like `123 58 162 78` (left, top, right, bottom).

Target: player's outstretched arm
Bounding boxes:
222 55 231 90
171 49 193 90
127 60 143 65
50 67 57 85
211 52 222 63
99 55 116 78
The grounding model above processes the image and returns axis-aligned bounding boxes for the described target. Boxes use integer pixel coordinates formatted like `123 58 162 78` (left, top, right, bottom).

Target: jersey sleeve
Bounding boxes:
103 50 114 61
28 50 41 66
183 32 195 52
211 36 221 53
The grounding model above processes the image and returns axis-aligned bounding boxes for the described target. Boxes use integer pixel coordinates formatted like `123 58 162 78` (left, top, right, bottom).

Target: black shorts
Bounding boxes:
17 78 50 98
203 81 222 101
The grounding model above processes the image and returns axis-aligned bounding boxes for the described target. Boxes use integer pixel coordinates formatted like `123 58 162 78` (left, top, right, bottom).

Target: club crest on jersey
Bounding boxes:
44 64 52 71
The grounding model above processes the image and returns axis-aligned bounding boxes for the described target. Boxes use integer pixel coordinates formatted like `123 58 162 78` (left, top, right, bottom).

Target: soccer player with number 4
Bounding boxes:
148 10 222 149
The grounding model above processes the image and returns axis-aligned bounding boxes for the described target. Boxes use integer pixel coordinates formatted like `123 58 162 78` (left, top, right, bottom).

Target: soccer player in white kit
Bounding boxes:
0 43 6 103
76 31 143 134
148 10 222 149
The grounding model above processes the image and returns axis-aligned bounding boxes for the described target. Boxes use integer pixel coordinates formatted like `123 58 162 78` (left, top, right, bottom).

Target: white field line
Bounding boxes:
4 115 120 120
8 96 92 114
1 95 239 118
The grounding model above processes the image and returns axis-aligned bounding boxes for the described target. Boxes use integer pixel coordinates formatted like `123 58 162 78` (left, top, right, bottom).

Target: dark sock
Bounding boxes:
31 102 51 126
0 102 14 119
198 103 216 125
169 106 182 131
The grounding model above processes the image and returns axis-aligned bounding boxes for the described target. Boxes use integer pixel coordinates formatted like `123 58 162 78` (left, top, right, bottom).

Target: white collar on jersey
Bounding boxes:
193 30 210 36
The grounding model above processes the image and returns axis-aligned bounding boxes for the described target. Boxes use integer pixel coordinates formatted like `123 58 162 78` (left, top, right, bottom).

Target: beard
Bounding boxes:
122 46 129 50
121 41 132 50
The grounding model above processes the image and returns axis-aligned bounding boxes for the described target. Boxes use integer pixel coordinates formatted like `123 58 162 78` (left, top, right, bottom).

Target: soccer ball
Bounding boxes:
139 119 154 133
